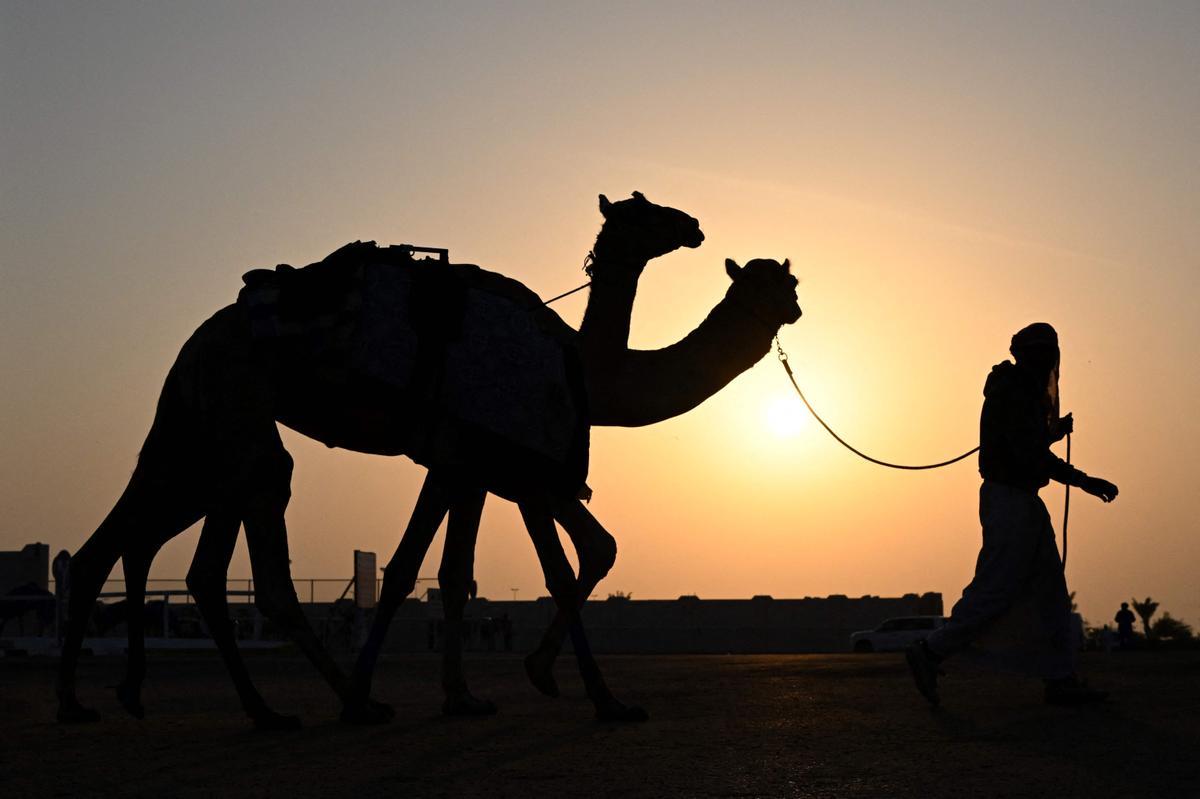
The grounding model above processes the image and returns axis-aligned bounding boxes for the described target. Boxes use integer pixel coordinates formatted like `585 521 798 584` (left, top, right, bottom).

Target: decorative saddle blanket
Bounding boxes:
237 242 588 493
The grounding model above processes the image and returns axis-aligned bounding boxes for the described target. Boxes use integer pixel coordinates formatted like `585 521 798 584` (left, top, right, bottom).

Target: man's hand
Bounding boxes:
1080 476 1119 502
1052 412 1074 442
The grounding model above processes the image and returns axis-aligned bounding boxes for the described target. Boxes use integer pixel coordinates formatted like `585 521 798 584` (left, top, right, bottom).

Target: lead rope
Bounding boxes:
1063 433 1071 569
774 336 1072 569
543 279 971 468
773 337 979 470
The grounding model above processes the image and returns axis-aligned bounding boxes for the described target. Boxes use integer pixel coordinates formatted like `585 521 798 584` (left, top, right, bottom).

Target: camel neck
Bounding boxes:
587 290 778 427
578 262 645 364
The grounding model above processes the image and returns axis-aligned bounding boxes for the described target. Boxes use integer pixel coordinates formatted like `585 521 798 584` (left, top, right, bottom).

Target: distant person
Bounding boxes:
52 550 71 593
1114 602 1136 649
906 323 1119 707
52 550 71 644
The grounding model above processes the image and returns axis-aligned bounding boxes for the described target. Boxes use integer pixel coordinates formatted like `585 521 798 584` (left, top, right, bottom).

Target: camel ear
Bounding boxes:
599 194 612 216
782 258 791 271
725 258 742 280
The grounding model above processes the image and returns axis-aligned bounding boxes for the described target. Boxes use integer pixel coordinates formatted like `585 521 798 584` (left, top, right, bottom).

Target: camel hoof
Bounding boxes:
443 693 498 717
340 698 394 725
595 700 649 723
115 682 145 720
251 709 303 731
524 652 559 698
57 701 102 724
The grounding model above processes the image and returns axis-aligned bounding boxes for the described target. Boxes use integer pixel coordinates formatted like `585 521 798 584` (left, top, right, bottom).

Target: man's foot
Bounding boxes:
524 650 560 698
1045 675 1108 706
114 682 145 720
595 697 649 723
905 640 942 708
442 692 498 717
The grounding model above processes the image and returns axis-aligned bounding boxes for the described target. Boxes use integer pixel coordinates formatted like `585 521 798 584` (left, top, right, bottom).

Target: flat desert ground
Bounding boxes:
3 651 1197 798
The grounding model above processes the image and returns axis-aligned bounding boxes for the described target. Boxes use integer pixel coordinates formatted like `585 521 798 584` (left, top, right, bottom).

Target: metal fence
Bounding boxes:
43 577 403 605
2 577 440 644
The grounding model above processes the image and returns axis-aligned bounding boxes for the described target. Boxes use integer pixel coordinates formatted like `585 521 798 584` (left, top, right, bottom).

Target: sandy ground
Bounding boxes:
2 651 1197 798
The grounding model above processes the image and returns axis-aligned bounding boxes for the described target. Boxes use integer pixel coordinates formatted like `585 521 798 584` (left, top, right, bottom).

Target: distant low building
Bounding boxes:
0 543 53 638
379 592 944 654
0 543 49 594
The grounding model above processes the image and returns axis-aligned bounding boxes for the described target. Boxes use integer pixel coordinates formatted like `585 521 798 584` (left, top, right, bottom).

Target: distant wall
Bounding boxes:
381 592 944 654
43 590 942 654
0 543 49 594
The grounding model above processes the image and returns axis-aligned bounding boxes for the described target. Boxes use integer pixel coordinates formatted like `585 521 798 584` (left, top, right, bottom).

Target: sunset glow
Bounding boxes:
2 2 1197 631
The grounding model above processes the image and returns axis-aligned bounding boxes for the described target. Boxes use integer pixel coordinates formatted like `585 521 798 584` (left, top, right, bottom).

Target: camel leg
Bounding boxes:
185 509 300 730
116 500 221 720
524 499 618 698
438 483 495 716
115 544 159 719
57 500 128 722
345 471 453 718
237 448 386 724
56 475 202 723
517 498 646 722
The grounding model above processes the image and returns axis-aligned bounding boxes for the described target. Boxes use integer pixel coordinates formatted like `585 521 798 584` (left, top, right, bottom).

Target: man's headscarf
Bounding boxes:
1010 322 1059 355
1010 322 1060 424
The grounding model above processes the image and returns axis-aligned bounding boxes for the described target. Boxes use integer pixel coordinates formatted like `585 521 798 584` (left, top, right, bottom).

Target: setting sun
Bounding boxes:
764 393 808 438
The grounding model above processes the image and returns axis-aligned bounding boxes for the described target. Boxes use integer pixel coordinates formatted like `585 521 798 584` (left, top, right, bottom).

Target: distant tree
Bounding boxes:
1068 591 1079 614
607 590 633 601
1131 596 1159 638
1150 613 1194 643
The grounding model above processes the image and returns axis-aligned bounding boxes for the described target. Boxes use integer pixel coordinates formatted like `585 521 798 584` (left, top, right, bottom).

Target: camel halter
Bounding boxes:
540 252 598 304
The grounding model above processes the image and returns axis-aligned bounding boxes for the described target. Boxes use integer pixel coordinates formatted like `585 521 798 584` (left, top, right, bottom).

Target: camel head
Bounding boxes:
593 191 704 264
724 258 802 328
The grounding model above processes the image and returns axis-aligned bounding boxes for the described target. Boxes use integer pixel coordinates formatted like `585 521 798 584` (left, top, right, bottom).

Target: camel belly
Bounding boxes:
272 371 580 502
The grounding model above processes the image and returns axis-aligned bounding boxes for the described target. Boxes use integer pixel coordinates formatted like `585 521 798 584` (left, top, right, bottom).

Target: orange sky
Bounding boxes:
3 3 1197 628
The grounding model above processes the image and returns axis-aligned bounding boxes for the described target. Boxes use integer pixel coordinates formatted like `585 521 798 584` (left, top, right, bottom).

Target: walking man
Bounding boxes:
906 323 1118 706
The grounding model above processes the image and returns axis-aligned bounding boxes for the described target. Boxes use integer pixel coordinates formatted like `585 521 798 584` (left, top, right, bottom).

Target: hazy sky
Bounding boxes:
3 2 1197 627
